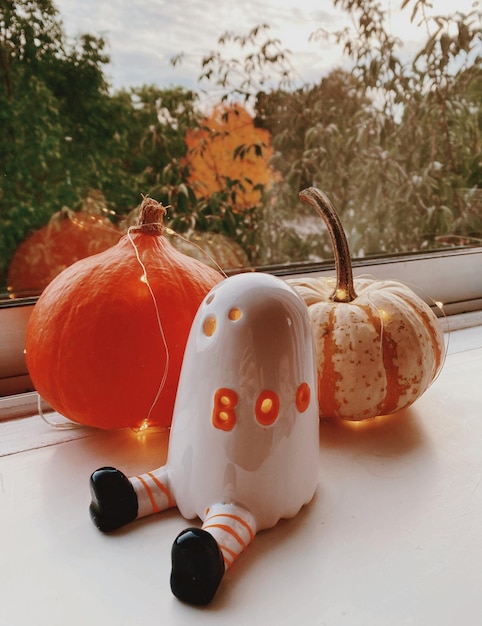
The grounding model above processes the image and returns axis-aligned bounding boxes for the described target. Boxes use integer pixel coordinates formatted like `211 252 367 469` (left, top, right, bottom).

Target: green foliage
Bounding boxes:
256 0 482 259
0 0 118 282
0 2 201 288
198 24 294 102
1 0 481 292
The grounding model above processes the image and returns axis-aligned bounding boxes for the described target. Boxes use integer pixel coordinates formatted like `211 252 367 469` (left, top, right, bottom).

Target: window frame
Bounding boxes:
1 245 481 413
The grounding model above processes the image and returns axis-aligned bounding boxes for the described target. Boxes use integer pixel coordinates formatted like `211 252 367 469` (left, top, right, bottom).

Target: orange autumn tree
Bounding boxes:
183 103 280 210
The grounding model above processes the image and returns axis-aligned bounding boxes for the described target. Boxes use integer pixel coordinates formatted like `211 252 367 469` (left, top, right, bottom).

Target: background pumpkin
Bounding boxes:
168 230 248 271
288 187 445 421
122 206 249 272
7 190 121 297
25 197 223 430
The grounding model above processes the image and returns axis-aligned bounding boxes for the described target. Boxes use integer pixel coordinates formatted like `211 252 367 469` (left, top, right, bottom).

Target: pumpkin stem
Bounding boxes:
135 196 167 235
299 187 357 303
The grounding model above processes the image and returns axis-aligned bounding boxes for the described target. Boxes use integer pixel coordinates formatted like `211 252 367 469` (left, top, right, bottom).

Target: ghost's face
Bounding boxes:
167 273 319 529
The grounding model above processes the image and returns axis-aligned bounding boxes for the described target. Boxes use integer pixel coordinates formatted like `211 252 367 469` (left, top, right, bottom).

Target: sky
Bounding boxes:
53 0 480 102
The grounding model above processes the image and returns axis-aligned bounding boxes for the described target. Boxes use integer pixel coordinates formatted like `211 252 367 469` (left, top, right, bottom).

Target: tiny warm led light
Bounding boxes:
165 227 175 236
435 301 444 310
335 288 347 300
138 418 150 432
378 308 391 323
140 273 148 284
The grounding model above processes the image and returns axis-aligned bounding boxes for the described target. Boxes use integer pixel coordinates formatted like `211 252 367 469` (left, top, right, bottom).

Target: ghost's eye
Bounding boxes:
228 307 242 321
203 314 217 337
255 390 280 426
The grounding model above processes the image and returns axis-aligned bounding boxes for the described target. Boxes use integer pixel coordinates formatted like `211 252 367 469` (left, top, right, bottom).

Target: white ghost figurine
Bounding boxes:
90 272 319 605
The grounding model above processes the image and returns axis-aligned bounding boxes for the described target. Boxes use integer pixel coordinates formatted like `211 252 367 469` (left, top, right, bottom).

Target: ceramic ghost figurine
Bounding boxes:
89 272 319 605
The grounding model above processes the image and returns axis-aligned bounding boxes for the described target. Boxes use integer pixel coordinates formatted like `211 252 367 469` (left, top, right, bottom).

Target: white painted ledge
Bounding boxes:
0 322 481 625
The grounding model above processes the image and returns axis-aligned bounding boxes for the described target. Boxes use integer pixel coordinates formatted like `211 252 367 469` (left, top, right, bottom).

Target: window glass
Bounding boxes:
1 0 481 300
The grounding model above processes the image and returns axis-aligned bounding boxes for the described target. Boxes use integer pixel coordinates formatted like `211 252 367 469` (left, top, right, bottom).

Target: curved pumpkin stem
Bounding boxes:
299 187 357 303
135 196 167 235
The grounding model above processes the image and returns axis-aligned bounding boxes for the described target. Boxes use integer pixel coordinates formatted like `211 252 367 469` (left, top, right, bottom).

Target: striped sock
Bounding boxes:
201 503 257 570
131 468 175 518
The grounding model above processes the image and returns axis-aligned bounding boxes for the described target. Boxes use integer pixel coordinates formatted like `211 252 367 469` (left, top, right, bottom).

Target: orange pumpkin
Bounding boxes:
122 206 249 272
25 197 223 430
287 187 445 421
168 230 249 271
7 193 122 297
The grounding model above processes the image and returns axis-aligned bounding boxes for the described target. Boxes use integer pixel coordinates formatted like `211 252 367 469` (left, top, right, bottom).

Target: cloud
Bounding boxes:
55 0 476 97
56 0 346 93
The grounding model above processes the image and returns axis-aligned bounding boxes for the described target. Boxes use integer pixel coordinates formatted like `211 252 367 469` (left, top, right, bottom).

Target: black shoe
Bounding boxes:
170 527 225 605
89 466 138 532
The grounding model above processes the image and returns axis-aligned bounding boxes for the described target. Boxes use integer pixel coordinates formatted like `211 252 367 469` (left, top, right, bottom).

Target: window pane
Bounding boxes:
1 0 481 300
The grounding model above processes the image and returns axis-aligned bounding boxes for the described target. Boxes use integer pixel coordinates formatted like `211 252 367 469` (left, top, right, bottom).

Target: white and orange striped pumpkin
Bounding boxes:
288 187 445 421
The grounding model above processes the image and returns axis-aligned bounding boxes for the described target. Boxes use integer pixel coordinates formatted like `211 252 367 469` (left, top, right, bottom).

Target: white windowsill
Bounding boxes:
1 318 482 625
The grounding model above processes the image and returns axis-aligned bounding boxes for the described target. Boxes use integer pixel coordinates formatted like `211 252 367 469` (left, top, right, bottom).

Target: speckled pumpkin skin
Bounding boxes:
288 275 445 421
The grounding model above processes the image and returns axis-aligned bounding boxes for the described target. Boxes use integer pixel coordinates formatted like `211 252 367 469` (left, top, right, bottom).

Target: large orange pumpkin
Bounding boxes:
287 187 445 421
25 197 223 430
7 191 122 297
